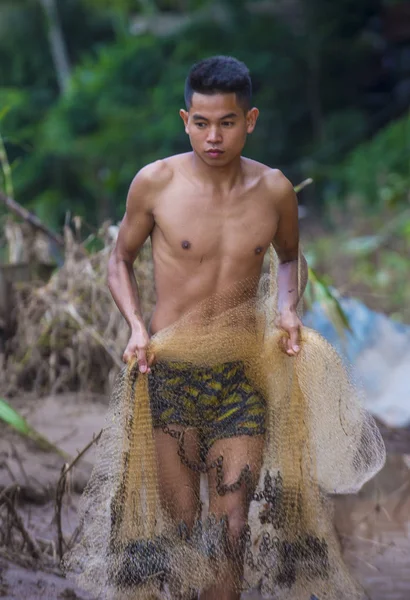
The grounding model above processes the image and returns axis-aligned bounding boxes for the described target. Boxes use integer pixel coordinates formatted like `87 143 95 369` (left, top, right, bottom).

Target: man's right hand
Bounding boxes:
122 327 153 373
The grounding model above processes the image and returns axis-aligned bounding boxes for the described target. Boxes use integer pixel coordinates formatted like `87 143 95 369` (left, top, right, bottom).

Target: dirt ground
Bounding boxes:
1 392 410 600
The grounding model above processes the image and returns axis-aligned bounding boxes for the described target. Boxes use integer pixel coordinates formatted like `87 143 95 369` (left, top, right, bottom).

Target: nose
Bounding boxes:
207 126 222 144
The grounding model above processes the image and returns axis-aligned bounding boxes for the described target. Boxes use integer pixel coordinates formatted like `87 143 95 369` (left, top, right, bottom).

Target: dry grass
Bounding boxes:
1 224 155 396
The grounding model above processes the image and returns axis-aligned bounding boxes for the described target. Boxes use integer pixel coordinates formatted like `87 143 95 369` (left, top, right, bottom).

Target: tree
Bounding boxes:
1 0 405 227
38 0 71 93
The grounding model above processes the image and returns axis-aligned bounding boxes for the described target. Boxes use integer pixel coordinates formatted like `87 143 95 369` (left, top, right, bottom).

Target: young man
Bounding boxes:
108 55 307 600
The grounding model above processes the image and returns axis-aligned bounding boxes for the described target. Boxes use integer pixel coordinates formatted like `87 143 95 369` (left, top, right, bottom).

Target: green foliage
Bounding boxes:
0 1 53 89
0 397 67 456
305 267 352 338
2 0 408 233
304 206 410 321
324 112 410 208
1 0 389 226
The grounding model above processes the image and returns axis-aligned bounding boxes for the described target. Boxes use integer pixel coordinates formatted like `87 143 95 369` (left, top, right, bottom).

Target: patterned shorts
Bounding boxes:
148 361 266 455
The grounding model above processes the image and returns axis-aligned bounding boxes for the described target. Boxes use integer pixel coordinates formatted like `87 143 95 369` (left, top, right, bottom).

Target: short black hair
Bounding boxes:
184 56 252 111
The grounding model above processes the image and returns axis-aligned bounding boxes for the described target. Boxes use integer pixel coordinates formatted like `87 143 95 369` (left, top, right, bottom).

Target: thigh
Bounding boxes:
206 434 264 518
205 435 264 591
154 425 201 527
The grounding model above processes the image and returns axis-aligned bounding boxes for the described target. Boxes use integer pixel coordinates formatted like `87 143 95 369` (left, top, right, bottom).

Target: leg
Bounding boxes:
154 425 201 529
200 434 264 600
112 426 201 593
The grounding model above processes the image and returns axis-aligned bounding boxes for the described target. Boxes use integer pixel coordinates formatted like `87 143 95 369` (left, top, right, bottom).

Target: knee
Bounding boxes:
225 506 247 540
173 497 200 530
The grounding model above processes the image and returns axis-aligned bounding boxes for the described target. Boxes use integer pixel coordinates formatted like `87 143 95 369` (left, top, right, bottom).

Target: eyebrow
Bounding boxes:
192 112 239 121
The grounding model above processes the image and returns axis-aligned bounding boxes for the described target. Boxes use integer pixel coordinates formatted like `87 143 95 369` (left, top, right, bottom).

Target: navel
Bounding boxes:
255 246 263 255
181 240 191 250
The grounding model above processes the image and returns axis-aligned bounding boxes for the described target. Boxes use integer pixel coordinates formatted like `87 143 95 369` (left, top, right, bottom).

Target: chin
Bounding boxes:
201 153 232 167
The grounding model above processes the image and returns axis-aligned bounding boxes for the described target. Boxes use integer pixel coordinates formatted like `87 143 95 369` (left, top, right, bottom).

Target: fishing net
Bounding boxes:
64 248 386 599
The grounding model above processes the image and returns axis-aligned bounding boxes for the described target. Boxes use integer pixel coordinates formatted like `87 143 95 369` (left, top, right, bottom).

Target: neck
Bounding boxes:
190 151 244 193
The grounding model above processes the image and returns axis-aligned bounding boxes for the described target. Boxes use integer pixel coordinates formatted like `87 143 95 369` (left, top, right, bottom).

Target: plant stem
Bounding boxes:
0 130 14 199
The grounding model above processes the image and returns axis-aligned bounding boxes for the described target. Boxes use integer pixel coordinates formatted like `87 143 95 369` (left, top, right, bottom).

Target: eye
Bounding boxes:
195 122 207 128
221 121 234 127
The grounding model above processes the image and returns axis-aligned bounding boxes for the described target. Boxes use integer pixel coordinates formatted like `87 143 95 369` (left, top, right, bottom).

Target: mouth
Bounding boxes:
206 149 224 158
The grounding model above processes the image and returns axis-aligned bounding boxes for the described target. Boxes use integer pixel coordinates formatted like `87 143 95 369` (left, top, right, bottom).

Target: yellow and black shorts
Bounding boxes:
148 361 266 455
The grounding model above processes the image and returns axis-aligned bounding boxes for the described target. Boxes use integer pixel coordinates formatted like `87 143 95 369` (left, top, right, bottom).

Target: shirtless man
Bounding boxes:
108 55 306 600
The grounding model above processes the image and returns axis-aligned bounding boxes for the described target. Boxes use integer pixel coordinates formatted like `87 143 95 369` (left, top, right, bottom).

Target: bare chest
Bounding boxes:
152 189 278 262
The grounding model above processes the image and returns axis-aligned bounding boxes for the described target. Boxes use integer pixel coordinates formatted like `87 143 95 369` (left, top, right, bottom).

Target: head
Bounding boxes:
180 56 259 167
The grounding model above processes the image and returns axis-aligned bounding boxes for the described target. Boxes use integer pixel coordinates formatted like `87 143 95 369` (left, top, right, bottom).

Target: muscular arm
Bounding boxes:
269 171 308 354
108 170 154 329
272 175 308 312
108 162 166 368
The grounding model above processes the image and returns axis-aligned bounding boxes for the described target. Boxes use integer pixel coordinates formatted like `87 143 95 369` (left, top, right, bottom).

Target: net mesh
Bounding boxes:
64 250 386 599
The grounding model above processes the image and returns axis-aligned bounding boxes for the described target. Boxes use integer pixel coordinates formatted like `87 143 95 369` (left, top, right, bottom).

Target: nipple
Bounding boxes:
255 246 263 255
181 240 191 250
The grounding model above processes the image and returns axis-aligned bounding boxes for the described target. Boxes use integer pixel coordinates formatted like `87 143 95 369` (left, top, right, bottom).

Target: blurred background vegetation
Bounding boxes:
0 0 409 318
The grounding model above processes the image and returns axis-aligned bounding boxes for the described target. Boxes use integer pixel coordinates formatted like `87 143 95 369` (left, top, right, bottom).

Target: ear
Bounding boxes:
179 109 189 133
246 107 259 134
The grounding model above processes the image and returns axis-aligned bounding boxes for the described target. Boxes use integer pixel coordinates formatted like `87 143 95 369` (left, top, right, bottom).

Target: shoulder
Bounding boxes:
261 168 297 215
127 153 192 198
262 168 294 198
126 158 175 214
242 159 294 198
129 159 174 198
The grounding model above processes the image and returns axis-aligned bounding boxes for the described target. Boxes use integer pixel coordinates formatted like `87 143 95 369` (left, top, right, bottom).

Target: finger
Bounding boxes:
122 349 132 363
289 327 300 353
148 352 156 367
137 348 148 373
278 334 290 355
286 337 295 356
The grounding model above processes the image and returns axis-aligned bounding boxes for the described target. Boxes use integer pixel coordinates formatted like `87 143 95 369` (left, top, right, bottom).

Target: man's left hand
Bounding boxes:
277 309 302 356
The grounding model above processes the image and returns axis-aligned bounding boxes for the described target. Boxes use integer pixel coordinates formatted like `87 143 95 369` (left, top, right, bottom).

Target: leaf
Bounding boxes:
0 106 11 122
307 268 352 338
0 398 68 458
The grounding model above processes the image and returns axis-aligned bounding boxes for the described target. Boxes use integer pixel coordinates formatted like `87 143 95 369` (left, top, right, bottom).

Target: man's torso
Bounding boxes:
147 153 282 333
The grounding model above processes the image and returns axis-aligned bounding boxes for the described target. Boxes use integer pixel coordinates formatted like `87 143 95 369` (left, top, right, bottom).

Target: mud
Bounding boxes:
0 393 409 600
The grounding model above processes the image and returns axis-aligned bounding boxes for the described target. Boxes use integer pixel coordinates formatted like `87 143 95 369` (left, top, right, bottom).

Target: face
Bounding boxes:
180 92 259 167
